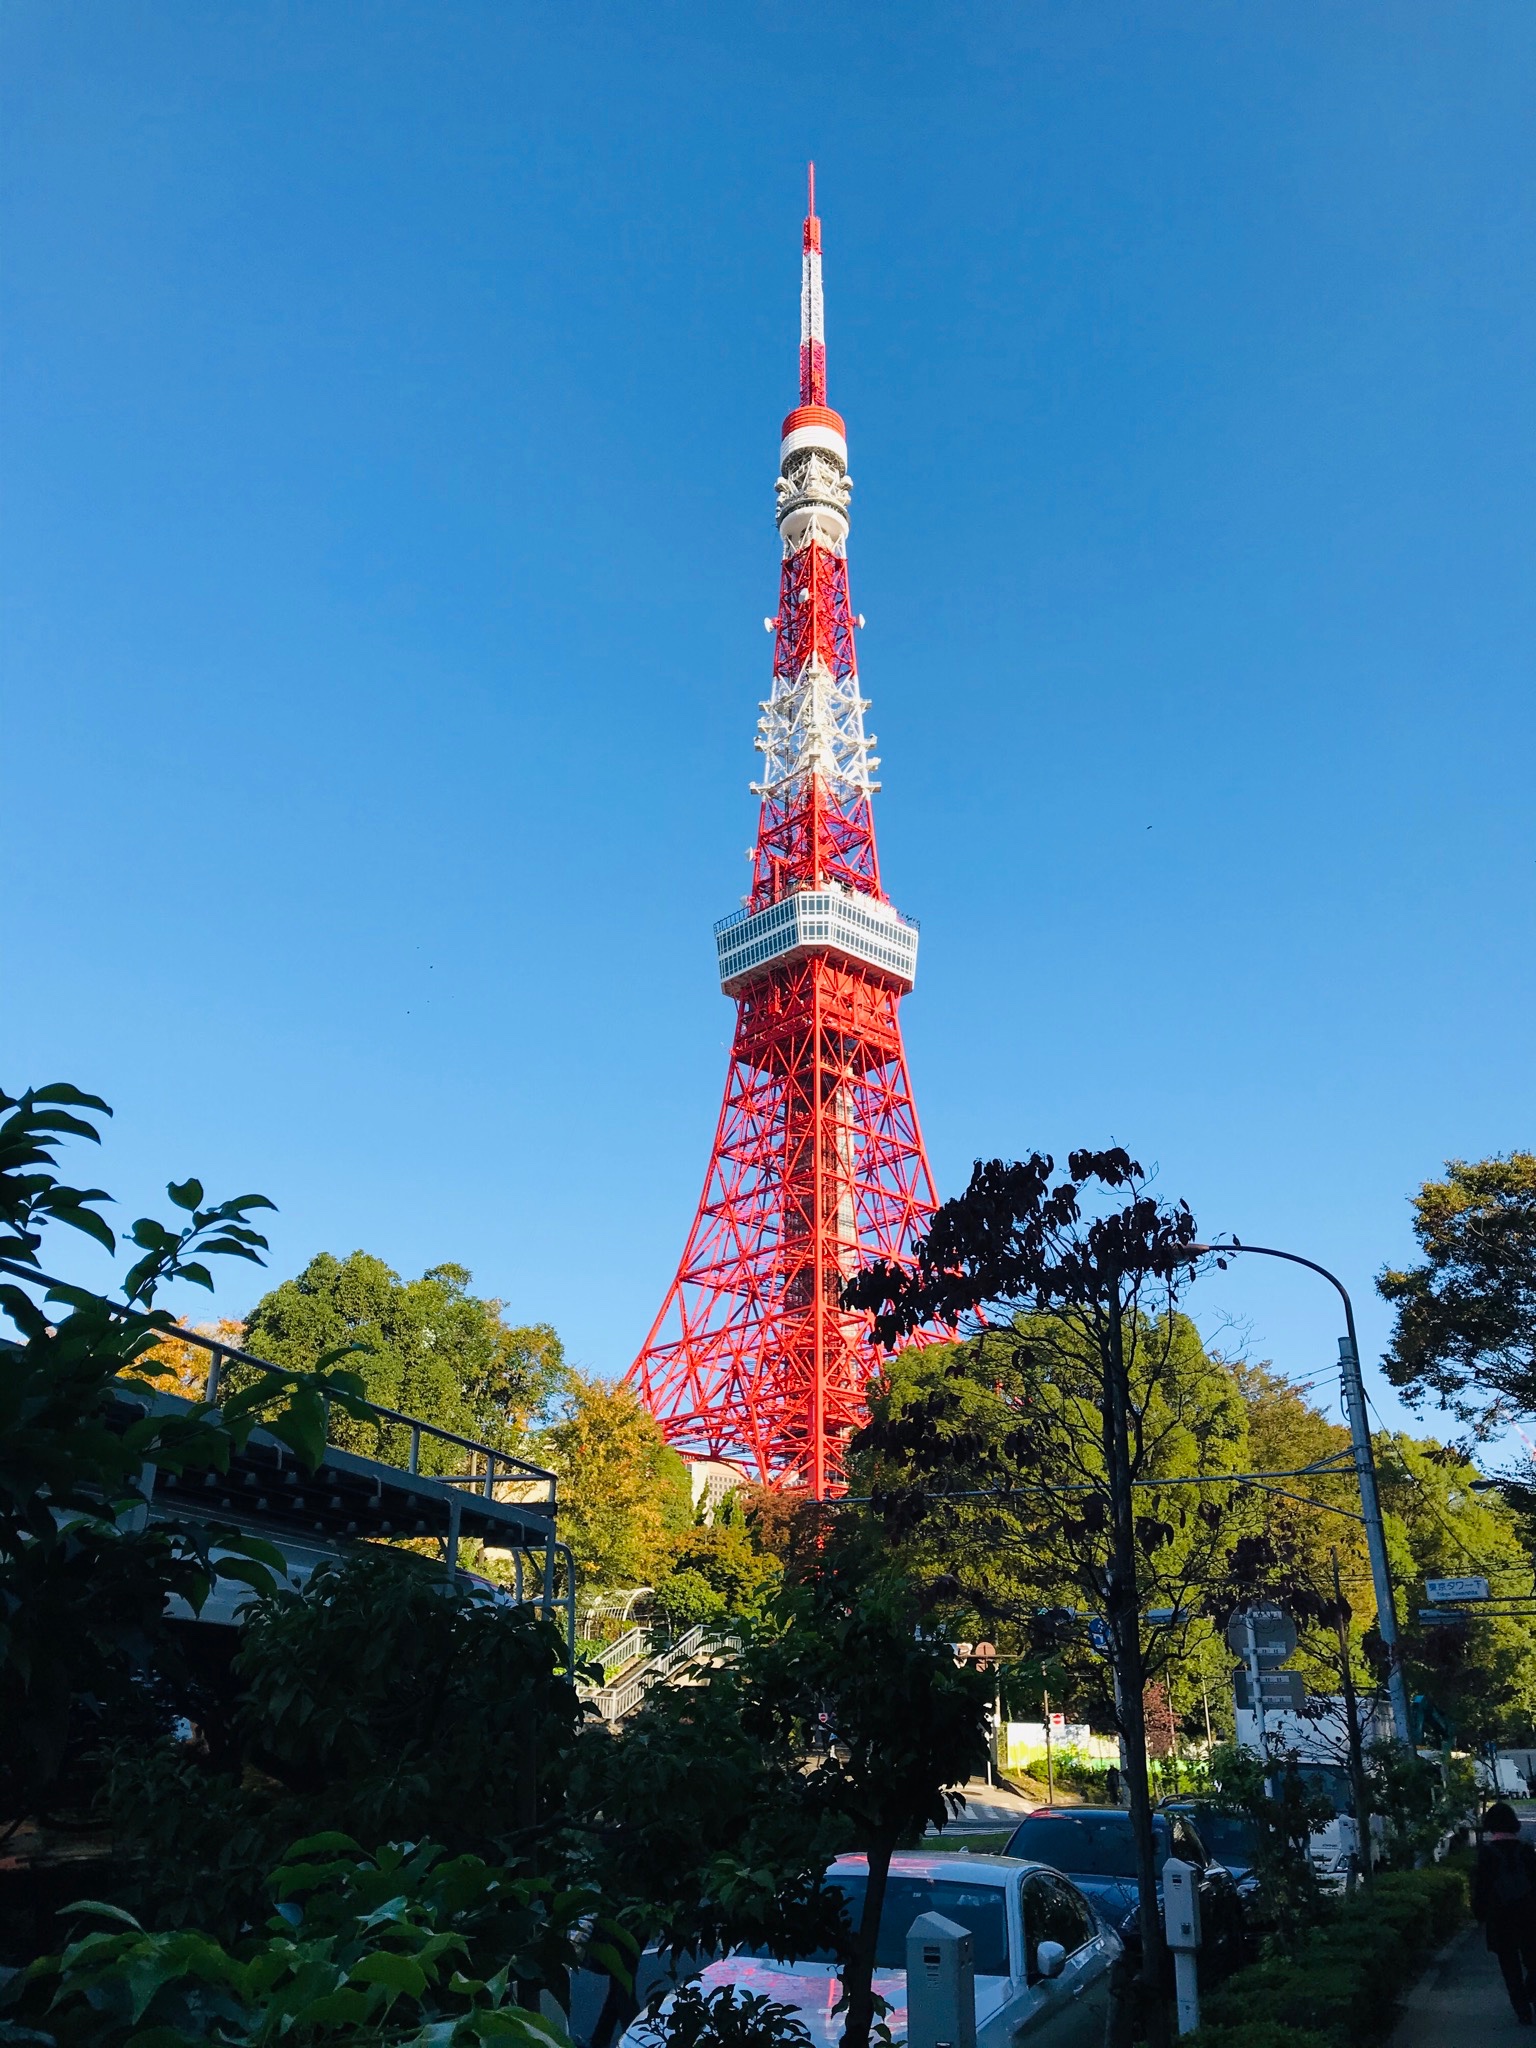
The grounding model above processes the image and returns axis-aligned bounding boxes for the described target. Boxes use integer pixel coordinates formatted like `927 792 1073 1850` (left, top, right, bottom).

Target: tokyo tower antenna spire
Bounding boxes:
628 173 940 1497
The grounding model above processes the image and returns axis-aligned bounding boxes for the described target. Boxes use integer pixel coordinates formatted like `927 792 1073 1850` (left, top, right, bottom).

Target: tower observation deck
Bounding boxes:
628 171 940 1497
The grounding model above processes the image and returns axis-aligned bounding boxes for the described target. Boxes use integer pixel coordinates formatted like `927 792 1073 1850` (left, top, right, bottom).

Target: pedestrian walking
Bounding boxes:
1473 1800 1536 2024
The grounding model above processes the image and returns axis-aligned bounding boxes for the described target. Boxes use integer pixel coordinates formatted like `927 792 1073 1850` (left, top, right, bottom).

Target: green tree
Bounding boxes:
1378 1153 1536 1430
244 1252 567 1471
541 1374 693 1588
854 1313 1249 1728
0 1082 367 1831
848 1149 1216 2046
567 1658 844 2000
659 1518 783 1623
1204 1742 1334 1949
1375 1431 1536 1749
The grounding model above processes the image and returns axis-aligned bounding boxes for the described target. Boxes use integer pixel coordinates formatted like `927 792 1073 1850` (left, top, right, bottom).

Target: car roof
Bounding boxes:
1017 1807 1150 1821
829 1851 1051 1889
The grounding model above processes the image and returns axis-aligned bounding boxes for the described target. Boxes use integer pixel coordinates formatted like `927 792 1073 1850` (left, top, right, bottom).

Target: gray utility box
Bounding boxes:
906 1911 976 2048
1162 1857 1201 1951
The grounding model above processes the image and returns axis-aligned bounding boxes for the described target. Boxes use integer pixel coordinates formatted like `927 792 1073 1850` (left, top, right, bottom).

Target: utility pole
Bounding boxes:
1332 1548 1374 1889
1336 1327 1412 1745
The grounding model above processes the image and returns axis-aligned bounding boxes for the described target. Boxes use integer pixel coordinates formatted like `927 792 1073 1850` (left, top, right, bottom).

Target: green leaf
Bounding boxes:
353 1894 412 1931
222 1531 288 1572
53 1204 116 1253
33 1083 112 1115
349 1951 429 1998
60 1898 145 1930
167 1178 204 1212
175 1261 215 1292
584 1943 634 1989
267 1390 327 1470
270 1863 354 1901
29 1109 108 1143
283 1830 364 1857
212 1556 278 1598
291 1987 375 2025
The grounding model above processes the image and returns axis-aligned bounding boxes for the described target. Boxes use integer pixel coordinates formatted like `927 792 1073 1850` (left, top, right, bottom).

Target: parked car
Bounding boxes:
619 1851 1122 2048
1157 1799 1262 1916
1001 1808 1242 1961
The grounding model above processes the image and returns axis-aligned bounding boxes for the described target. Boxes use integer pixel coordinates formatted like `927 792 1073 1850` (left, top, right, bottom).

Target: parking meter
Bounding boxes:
905 1911 976 2048
1162 1858 1201 2037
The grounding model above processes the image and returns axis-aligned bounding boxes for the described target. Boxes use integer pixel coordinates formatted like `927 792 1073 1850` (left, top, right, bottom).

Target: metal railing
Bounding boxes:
587 1622 718 1724
0 1256 557 1507
1 1254 578 1662
187 1328 557 1504
584 1621 653 1683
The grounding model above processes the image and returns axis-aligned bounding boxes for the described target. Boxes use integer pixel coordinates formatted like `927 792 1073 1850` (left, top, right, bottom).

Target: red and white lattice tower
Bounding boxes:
628 170 940 1498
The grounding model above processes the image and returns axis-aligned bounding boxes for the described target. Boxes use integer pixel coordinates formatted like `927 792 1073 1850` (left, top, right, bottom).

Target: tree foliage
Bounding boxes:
542 1374 693 1588
740 1527 992 2048
1378 1153 1536 1430
854 1313 1247 1696
103 1550 588 1940
0 1082 368 1829
243 1251 568 1470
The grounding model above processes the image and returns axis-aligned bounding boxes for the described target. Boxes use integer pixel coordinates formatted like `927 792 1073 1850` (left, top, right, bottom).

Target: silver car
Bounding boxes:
620 1851 1121 2048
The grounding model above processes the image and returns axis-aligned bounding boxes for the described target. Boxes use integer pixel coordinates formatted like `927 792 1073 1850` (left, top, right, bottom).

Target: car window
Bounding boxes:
1189 1815 1259 1867
1022 1874 1092 1981
1170 1818 1205 1866
1009 1813 1163 1880
1045 1877 1097 1955
824 1876 1011 1977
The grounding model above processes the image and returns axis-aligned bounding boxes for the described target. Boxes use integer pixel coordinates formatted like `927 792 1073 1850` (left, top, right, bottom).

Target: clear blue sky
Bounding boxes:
4 3 1533 1450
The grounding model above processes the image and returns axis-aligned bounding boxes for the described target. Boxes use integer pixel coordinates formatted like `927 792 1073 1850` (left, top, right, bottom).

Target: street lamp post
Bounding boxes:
1191 1240 1413 1748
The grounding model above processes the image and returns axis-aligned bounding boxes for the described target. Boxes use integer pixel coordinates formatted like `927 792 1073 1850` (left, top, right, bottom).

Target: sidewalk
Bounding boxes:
1390 1923 1526 2044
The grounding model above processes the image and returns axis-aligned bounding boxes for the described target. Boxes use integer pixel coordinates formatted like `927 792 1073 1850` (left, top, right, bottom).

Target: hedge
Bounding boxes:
1186 1865 1468 2048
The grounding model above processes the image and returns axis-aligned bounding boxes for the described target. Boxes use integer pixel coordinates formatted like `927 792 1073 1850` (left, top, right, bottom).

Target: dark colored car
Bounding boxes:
1158 1800 1263 1923
1002 1807 1242 1960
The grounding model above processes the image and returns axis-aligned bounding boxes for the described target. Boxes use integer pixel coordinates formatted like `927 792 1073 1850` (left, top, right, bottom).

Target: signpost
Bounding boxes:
1227 1606 1301 1753
1425 1577 1490 1604
1225 1606 1299 1659
1233 1668 1306 1713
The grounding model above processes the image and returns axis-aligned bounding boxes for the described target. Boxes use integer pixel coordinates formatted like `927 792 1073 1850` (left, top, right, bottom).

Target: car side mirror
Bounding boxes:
1035 1940 1067 1981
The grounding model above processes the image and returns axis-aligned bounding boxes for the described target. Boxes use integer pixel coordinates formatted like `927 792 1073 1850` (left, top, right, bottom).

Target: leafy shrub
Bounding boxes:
638 1982 811 2048
102 1550 588 1940
1189 1866 1469 2048
0 1834 631 2048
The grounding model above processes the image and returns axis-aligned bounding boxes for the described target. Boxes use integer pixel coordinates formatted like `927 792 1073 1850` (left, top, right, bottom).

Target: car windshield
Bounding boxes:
1290 1764 1354 1814
1188 1816 1259 1866
1008 1814 1166 1880
822 1876 1011 1977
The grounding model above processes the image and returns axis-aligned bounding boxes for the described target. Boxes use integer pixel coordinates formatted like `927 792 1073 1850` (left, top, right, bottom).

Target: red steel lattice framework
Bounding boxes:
628 170 939 1497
